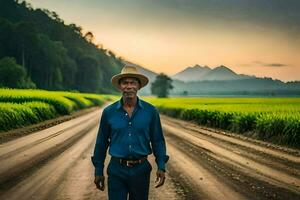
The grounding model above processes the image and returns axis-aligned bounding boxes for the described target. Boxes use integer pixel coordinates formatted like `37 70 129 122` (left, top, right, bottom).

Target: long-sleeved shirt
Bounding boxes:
91 96 169 176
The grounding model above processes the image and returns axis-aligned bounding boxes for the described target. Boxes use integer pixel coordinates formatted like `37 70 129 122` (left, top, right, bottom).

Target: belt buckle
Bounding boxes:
126 160 133 167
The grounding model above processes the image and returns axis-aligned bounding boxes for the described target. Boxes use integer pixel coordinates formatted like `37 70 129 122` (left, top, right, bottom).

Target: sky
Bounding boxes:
27 0 300 82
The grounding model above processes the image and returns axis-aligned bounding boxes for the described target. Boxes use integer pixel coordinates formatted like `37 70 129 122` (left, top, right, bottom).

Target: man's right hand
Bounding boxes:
94 175 105 191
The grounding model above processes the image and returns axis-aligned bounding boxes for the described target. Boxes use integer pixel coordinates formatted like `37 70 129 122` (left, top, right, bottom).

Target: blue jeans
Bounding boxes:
107 158 152 200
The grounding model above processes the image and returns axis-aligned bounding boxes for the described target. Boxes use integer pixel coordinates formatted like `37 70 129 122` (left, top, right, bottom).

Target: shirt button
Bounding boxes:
129 122 132 125
125 113 128 116
129 133 131 136
129 145 131 148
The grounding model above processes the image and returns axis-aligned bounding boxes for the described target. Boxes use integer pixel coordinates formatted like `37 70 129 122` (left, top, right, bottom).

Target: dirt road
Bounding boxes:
0 107 299 200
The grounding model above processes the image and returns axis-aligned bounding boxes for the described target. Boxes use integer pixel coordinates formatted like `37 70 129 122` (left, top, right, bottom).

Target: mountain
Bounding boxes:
172 65 253 82
122 60 157 82
122 60 158 95
172 65 211 82
120 61 299 96
200 65 252 81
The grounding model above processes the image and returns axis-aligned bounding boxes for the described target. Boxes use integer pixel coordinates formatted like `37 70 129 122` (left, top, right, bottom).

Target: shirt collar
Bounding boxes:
116 96 144 110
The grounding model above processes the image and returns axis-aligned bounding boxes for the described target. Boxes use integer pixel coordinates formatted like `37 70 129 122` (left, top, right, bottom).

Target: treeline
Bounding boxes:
0 0 123 93
170 78 300 96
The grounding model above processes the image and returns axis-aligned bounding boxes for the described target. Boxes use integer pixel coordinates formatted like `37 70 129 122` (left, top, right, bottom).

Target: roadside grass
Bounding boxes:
0 88 110 132
144 97 300 148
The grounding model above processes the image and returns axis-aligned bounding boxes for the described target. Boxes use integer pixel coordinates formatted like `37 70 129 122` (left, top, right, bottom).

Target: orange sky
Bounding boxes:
27 0 300 82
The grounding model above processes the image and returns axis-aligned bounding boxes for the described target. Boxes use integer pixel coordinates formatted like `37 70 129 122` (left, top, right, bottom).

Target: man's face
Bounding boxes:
118 77 140 98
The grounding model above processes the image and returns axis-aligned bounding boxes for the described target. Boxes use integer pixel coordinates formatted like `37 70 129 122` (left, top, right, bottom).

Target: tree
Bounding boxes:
0 0 123 93
84 31 94 43
31 34 66 89
75 55 101 92
14 21 39 69
0 56 35 88
151 73 173 98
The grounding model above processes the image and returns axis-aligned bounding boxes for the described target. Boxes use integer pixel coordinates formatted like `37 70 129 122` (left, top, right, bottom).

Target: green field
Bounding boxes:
0 89 109 132
144 97 300 148
1 91 299 148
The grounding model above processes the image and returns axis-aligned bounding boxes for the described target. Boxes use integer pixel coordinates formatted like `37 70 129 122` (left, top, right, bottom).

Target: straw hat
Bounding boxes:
111 65 149 89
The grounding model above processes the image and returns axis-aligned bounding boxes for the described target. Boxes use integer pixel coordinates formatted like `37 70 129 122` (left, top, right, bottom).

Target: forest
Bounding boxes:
0 0 123 93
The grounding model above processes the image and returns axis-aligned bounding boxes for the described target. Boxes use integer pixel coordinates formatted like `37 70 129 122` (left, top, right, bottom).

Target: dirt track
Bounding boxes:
0 107 299 200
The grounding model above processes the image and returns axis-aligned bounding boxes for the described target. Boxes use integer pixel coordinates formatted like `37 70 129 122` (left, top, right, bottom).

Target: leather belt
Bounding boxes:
111 156 147 167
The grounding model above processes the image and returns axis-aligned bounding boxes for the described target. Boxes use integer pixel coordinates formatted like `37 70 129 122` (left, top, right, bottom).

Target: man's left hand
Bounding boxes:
155 169 165 188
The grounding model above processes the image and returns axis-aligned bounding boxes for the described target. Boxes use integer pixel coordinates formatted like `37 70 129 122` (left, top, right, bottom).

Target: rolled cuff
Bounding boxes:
156 155 169 171
91 156 104 176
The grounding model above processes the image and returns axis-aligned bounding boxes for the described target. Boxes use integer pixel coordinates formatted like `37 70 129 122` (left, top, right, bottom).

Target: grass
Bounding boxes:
144 97 300 148
0 88 107 132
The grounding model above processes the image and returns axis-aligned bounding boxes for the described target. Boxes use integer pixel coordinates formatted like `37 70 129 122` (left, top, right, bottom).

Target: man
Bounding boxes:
91 65 169 200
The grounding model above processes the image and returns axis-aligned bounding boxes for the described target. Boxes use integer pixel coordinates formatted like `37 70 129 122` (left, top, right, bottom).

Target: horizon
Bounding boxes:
27 0 300 82
134 62 297 83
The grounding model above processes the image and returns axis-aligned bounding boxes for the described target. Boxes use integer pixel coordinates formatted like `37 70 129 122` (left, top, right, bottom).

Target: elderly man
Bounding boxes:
91 65 169 200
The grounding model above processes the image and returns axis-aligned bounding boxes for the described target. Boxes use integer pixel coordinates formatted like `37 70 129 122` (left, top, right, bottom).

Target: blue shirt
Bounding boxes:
91 96 169 176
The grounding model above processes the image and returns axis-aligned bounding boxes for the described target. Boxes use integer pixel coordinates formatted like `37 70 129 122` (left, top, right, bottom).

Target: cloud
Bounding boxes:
251 61 288 67
264 63 287 67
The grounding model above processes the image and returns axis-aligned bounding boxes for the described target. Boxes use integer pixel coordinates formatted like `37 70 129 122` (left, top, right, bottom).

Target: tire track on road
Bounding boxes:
163 123 300 191
0 111 100 189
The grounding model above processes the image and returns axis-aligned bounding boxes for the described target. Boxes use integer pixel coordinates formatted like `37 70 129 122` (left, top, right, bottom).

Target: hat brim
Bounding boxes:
111 73 149 89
